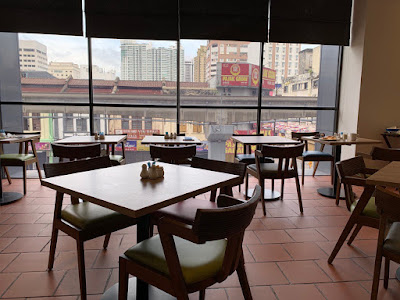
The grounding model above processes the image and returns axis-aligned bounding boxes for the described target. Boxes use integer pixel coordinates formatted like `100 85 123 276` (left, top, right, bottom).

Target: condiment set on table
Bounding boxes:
314 132 358 141
94 132 105 140
140 162 164 180
164 132 177 139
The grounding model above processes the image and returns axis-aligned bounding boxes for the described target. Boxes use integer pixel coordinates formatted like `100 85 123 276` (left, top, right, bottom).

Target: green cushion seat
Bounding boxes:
236 154 274 164
248 163 296 178
350 196 379 219
0 154 35 161
302 151 333 158
124 235 227 285
109 155 124 163
61 202 134 231
384 222 400 256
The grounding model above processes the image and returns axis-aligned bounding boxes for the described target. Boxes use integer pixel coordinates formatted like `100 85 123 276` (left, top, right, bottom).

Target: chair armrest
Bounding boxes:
342 176 368 187
217 194 246 208
255 149 263 157
356 152 372 159
158 216 199 244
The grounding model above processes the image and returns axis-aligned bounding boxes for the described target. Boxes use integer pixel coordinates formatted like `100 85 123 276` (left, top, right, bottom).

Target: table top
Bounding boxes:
382 132 400 137
54 135 127 145
366 161 400 188
141 136 202 145
231 135 301 145
41 162 239 219
0 133 41 144
303 136 382 146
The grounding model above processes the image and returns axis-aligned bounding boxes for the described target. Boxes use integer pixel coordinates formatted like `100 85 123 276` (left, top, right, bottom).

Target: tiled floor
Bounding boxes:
0 177 400 300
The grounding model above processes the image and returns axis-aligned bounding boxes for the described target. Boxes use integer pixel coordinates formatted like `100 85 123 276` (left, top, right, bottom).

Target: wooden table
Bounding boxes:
231 135 301 200
381 132 400 148
303 137 382 199
41 162 240 300
54 135 127 157
0 133 41 205
141 135 202 146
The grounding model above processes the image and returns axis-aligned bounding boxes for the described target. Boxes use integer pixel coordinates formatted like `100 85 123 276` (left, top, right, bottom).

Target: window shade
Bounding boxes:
179 0 269 42
0 0 83 36
85 0 178 40
269 0 353 45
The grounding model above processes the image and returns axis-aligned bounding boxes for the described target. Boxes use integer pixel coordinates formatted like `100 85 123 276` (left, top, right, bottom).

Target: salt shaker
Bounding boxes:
148 165 158 180
140 164 149 179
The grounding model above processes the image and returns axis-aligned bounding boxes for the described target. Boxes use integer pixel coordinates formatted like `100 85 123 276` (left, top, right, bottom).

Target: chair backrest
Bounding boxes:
371 147 400 162
375 187 400 222
291 131 318 141
191 157 247 182
51 143 101 161
152 133 185 136
43 155 112 178
336 156 366 180
150 145 196 164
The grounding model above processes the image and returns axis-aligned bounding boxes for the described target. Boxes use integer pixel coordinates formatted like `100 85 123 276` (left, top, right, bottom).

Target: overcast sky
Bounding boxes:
19 33 316 77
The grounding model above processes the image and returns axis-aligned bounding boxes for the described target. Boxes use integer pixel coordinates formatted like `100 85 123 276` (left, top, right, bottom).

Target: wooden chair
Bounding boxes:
335 156 379 245
43 156 138 300
1 131 42 194
233 133 274 194
371 147 400 161
119 186 262 300
291 131 334 185
152 157 247 225
150 145 196 164
246 144 305 215
106 133 127 166
371 187 400 299
51 143 101 162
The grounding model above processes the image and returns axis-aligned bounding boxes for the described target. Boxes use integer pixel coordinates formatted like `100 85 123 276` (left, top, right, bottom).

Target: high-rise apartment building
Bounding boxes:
80 65 116 80
205 40 250 82
48 62 81 79
248 42 301 84
194 45 206 82
18 40 48 71
184 60 194 82
120 40 184 81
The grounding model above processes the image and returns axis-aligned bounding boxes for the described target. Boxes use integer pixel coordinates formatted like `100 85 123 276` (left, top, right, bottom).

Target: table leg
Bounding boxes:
0 159 23 205
382 135 392 148
328 185 375 264
318 145 346 199
30 140 42 180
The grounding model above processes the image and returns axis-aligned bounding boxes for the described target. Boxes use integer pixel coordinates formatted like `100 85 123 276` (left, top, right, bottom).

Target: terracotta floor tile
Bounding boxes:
4 205 40 214
352 257 399 279
0 224 14 237
283 242 328 260
226 286 276 300
285 228 328 242
261 218 296 230
247 219 267 231
3 271 65 298
35 214 54 224
42 236 76 252
3 237 50 253
316 206 350 216
92 247 125 269
358 279 400 299
254 230 294 244
0 214 13 224
247 244 292 262
355 226 378 240
277 261 331 284
2 213 44 224
55 269 111 296
316 227 347 241
84 234 123 250
317 282 370 300
26 297 78 300
268 208 300 218
246 262 288 286
352 239 378 256
211 273 240 288
243 231 261 244
0 237 16 252
189 289 228 300
0 272 20 296
3 223 48 237
243 246 255 263
288 216 322 228
316 216 350 227
4 252 50 272
0 253 18 272
53 250 99 271
316 258 371 282
316 241 367 259
272 284 325 300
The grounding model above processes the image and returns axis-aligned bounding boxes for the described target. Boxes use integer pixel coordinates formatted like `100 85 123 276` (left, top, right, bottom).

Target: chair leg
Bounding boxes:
331 160 335 185
295 175 303 213
271 179 274 191
23 166 27 195
280 178 285 200
371 245 384 300
236 257 253 300
384 257 390 289
35 161 43 180
312 161 319 177
119 257 129 300
335 182 341 206
103 233 111 250
245 172 249 200
199 289 206 300
347 224 362 245
260 179 266 216
48 226 59 270
302 159 305 185
3 167 12 184
76 239 87 300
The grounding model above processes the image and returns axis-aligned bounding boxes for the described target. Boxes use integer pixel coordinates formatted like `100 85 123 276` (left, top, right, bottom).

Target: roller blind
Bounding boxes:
179 0 269 41
269 0 353 45
85 0 179 40
0 0 83 36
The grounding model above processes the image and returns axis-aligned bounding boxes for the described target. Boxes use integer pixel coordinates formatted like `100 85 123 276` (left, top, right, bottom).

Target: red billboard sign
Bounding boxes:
220 63 276 90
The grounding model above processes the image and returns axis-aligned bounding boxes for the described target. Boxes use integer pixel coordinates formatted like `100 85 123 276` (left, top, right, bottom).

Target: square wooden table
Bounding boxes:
41 162 240 300
0 133 41 205
141 135 202 146
302 137 382 199
54 135 127 156
231 135 300 200
327 161 399 267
